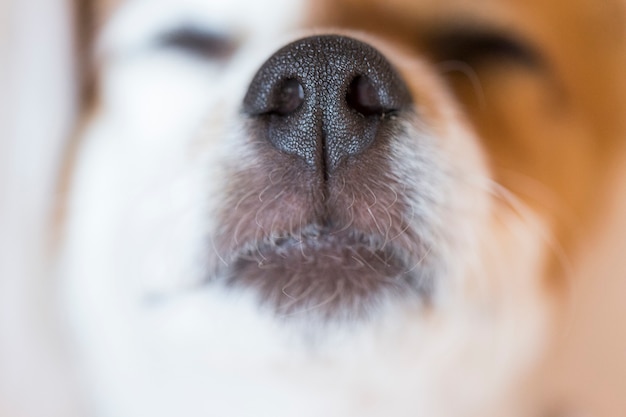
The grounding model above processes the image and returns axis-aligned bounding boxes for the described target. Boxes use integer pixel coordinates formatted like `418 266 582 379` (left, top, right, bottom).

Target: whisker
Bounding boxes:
234 188 258 211
437 60 487 110
283 279 346 317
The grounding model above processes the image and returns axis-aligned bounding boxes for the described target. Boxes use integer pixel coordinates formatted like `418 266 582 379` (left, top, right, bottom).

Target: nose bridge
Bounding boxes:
243 35 412 174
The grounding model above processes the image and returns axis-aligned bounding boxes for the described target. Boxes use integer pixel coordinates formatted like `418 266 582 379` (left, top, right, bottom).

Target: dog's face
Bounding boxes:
60 0 626 415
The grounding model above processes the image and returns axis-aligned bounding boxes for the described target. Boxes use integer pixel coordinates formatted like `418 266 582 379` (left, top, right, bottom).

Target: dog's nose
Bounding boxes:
243 35 412 173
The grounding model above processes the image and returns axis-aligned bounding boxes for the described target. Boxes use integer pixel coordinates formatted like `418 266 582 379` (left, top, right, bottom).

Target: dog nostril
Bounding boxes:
346 76 383 116
244 35 412 172
274 78 304 116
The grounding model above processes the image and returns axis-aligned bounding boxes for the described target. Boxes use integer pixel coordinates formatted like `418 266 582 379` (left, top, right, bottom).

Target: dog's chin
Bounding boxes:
219 227 432 321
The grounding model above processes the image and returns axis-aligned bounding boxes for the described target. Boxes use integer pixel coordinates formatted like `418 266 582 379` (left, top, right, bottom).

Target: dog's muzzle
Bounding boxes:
212 35 434 321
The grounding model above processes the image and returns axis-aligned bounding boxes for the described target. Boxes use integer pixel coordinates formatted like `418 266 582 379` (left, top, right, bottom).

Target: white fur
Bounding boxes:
60 1 551 416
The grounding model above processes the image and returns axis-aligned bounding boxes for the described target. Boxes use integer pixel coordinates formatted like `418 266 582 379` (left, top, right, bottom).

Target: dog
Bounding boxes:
2 0 626 416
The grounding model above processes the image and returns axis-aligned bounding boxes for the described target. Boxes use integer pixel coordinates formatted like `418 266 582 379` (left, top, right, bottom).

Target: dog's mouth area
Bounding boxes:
221 228 431 320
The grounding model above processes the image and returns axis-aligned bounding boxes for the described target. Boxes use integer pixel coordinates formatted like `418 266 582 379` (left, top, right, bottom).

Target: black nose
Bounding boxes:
243 35 412 174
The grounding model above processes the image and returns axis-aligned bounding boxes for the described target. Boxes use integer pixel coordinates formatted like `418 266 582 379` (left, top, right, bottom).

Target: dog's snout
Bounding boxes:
243 35 412 173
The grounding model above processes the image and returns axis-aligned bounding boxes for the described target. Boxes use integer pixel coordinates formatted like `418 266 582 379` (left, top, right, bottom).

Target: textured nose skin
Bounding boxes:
243 35 412 174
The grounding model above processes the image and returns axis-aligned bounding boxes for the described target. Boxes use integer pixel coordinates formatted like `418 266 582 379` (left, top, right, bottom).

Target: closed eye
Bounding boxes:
158 26 237 61
425 26 544 70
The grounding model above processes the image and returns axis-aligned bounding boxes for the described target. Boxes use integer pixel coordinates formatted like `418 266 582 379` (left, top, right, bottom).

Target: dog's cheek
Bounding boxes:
70 59 221 285
389 56 553 400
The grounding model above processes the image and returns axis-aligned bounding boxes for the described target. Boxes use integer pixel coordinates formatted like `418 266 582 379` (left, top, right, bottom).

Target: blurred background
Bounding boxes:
0 0 80 416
